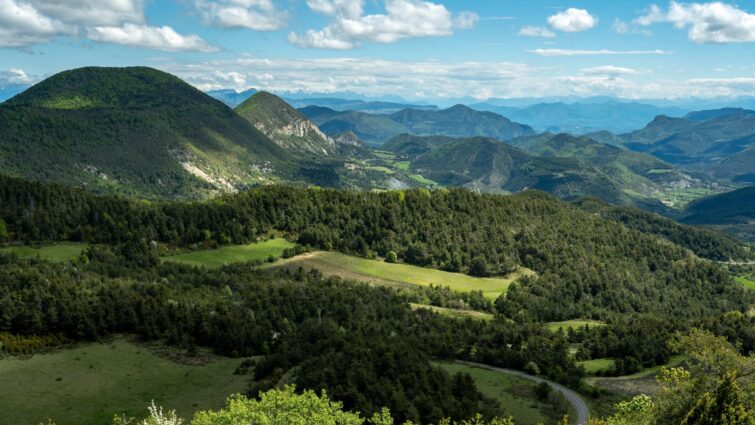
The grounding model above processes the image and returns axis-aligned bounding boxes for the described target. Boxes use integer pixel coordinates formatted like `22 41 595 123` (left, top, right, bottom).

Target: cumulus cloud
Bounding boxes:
0 0 215 51
195 0 287 31
547 8 597 32
636 1 755 43
530 48 669 56
0 68 34 85
518 26 555 38
289 0 478 49
155 55 755 100
87 24 219 52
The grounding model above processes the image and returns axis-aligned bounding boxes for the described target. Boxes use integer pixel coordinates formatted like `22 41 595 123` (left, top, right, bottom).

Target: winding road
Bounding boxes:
456 361 589 425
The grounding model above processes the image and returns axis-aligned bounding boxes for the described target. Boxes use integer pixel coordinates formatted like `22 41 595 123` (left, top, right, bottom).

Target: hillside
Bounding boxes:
682 186 755 242
0 67 288 199
470 101 687 134
620 109 755 180
300 104 534 145
235 91 336 156
385 134 677 211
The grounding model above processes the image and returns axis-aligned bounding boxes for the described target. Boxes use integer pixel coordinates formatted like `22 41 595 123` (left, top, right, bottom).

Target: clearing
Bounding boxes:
0 243 86 263
735 276 755 291
0 339 250 425
547 320 605 333
264 251 535 300
585 355 687 397
410 303 494 321
436 362 573 425
161 238 295 268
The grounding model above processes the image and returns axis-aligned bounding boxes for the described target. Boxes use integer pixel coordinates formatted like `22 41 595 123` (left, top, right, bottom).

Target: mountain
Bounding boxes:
299 106 410 146
384 134 668 210
206 88 257 107
0 67 289 199
620 108 755 181
301 104 534 145
682 186 755 242
284 97 438 114
235 91 336 156
470 101 687 134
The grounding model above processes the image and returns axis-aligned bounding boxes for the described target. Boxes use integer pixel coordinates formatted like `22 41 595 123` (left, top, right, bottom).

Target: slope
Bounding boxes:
682 186 755 242
235 91 336 156
0 67 287 199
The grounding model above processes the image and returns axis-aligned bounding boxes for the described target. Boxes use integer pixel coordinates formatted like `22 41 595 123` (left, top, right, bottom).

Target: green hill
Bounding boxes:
300 104 534 145
682 186 755 242
235 91 336 156
0 67 288 199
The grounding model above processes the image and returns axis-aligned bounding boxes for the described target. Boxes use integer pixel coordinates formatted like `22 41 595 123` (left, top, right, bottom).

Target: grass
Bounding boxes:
266 251 535 299
1 243 87 263
585 355 687 397
546 320 605 333
410 174 438 186
366 165 396 174
436 362 570 425
394 161 411 171
0 339 251 425
577 358 615 374
161 238 295 269
410 303 494 321
735 276 755 291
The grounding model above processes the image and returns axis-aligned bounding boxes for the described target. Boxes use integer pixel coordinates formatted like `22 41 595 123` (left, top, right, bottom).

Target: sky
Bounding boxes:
2 0 755 101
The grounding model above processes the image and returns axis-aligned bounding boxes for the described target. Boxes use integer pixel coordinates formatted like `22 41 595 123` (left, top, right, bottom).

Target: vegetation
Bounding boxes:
161 238 296 268
735 276 755 291
266 251 526 299
546 320 605 333
0 243 86 262
0 339 250 425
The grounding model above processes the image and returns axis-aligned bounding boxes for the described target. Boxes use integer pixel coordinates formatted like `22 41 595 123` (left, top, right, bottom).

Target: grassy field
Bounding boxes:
266 251 535 299
410 303 494 321
161 238 295 268
1 243 86 263
394 161 411 171
436 362 570 425
0 339 250 425
577 358 615 374
585 355 687 397
547 320 605 333
735 276 755 291
410 174 438 186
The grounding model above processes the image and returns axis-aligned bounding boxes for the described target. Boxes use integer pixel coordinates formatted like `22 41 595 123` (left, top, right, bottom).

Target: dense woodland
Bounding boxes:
1 176 752 322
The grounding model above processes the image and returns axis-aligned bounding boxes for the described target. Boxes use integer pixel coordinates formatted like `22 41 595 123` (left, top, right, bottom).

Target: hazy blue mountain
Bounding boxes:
470 101 687 134
284 97 437 114
206 88 258 107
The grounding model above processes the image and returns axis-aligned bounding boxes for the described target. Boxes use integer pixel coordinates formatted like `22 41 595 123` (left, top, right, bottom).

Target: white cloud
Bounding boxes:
613 18 653 36
530 48 669 56
0 0 215 52
547 8 597 32
518 26 555 38
581 65 644 77
0 68 34 85
636 1 755 43
155 55 755 100
289 0 478 49
195 0 287 31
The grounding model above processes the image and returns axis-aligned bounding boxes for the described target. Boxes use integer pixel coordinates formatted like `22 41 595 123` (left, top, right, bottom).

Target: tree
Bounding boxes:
469 257 489 277
386 251 398 263
0 218 7 241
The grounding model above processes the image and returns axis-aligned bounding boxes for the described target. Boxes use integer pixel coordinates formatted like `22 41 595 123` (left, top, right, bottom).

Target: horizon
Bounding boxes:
3 1 755 102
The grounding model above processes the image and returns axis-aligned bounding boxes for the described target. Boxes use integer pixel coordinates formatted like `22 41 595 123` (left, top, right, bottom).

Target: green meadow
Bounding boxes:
436 362 570 425
576 358 616 374
735 276 755 291
161 238 295 268
1 243 87 263
546 320 606 333
268 251 534 299
0 339 250 425
410 303 494 321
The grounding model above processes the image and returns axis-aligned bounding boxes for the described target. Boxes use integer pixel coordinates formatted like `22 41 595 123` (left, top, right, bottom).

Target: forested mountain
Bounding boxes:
383 134 687 211
300 104 533 145
235 91 336 156
682 186 755 242
0 67 289 199
470 101 687 134
2 176 751 321
619 108 755 182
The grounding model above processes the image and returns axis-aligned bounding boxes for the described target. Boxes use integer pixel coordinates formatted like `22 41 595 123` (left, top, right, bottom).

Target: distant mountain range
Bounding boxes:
300 104 534 146
470 101 688 134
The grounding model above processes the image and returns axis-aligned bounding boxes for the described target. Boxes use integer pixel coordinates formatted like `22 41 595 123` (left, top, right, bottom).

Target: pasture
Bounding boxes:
410 303 494 321
1 243 86 263
436 362 570 425
266 251 534 299
547 320 606 333
161 238 295 268
0 339 250 425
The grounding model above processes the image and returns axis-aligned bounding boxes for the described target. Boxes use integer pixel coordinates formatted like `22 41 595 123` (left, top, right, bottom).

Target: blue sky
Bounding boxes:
2 0 755 101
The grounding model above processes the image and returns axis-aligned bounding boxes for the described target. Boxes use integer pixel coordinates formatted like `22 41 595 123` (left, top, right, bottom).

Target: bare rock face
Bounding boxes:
236 91 336 156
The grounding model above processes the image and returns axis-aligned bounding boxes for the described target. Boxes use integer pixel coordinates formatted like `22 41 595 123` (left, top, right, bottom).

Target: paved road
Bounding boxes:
456 360 589 425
